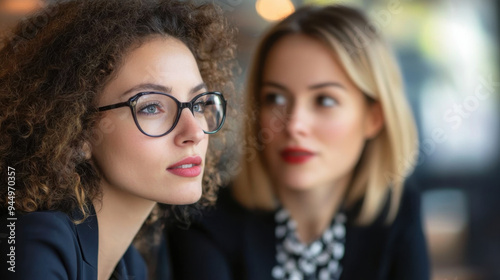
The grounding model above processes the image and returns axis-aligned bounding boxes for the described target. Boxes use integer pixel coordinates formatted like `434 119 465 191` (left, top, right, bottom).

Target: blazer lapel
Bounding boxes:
74 205 99 272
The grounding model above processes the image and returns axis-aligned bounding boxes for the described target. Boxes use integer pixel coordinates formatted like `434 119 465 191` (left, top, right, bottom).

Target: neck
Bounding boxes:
276 177 350 244
93 183 156 280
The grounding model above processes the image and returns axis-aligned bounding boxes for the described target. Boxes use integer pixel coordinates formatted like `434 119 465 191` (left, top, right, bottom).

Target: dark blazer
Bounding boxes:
165 184 430 280
0 207 147 280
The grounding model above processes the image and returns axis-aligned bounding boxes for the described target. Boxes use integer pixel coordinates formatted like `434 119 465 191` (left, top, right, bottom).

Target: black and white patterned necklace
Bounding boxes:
271 207 347 280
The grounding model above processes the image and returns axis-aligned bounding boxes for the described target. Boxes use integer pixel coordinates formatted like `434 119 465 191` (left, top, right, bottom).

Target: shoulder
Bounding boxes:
357 179 422 227
17 210 76 234
344 179 425 247
342 180 430 279
392 179 423 227
16 211 80 254
0 211 84 279
4 210 78 254
383 181 430 278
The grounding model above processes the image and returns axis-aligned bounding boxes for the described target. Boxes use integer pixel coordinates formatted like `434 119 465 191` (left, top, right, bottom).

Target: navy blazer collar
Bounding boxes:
71 204 136 279
73 205 99 270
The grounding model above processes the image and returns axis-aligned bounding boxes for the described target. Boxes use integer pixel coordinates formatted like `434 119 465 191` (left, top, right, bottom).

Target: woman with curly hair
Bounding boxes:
0 0 236 279
167 5 429 280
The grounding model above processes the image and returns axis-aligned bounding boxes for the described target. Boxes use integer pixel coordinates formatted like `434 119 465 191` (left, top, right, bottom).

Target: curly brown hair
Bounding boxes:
0 0 237 221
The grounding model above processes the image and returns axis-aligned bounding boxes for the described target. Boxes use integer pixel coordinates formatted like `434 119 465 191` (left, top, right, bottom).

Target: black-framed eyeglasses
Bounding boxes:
98 91 227 137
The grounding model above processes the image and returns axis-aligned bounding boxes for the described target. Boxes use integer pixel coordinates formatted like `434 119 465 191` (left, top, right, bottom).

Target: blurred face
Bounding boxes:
259 34 383 192
91 37 209 205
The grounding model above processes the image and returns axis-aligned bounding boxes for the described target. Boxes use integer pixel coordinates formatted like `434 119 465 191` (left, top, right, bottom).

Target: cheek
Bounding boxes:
91 117 165 177
318 113 367 155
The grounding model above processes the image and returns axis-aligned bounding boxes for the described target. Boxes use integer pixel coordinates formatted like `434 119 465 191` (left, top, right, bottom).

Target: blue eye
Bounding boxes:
264 93 287 106
193 101 206 113
317 96 337 107
138 103 162 115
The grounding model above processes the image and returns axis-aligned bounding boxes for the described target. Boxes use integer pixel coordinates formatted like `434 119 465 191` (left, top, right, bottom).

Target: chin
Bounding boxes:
169 186 203 205
276 179 311 192
158 194 201 205
277 174 316 191
180 192 203 205
283 184 315 192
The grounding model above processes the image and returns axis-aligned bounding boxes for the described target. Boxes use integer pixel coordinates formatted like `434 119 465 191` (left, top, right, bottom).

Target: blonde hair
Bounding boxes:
233 5 418 225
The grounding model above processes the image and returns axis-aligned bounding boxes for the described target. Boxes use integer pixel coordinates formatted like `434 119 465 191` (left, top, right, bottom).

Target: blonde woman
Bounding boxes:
167 5 429 280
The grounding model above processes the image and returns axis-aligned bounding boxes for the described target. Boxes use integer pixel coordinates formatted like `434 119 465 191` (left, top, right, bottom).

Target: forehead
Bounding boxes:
262 34 350 86
117 37 199 84
99 37 203 103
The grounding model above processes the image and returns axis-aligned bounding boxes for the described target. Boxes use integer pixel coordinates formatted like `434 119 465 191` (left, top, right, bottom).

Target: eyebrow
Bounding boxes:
308 82 345 90
121 83 171 97
262 81 289 92
121 82 207 97
191 82 208 94
262 81 345 92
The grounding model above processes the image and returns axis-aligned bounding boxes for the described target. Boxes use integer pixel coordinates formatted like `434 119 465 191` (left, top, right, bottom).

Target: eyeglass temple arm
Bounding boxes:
98 102 129 112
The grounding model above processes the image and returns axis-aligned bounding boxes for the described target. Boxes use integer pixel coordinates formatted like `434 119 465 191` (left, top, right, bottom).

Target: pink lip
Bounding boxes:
167 156 202 177
280 147 315 164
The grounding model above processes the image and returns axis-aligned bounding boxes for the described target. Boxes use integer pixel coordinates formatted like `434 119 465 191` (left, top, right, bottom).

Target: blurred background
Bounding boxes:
1 0 498 279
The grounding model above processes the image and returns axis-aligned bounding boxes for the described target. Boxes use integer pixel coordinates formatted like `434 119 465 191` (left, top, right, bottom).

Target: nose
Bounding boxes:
173 108 205 146
285 103 309 137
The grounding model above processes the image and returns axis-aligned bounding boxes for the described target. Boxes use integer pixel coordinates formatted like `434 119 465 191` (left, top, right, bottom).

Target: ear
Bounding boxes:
364 101 384 139
82 141 92 160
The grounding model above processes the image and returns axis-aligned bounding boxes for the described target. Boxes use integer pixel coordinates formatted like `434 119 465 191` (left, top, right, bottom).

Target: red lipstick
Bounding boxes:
167 156 202 177
280 147 315 164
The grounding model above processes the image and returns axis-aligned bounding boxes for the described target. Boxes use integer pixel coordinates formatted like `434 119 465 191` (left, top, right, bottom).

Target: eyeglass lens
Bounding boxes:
134 93 225 136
